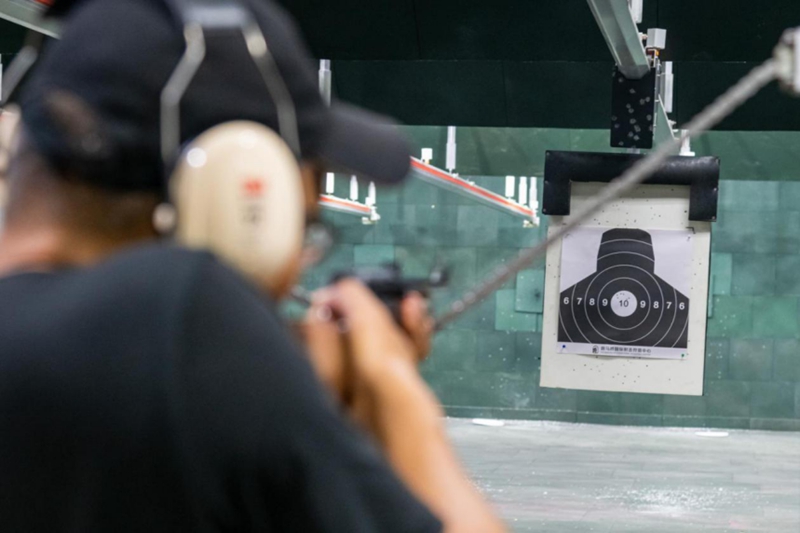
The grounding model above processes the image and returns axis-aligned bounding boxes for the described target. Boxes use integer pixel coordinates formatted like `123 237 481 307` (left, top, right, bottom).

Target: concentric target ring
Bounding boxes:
584 265 664 344
671 302 689 348
651 285 676 347
581 264 665 344
596 277 651 331
560 287 576 342
653 285 690 348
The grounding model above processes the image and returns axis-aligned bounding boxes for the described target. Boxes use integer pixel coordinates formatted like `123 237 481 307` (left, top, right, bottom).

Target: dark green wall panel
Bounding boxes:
504 62 612 128
675 62 800 131
0 19 26 55
415 0 637 62
333 60 506 126
279 0 420 60
659 0 800 62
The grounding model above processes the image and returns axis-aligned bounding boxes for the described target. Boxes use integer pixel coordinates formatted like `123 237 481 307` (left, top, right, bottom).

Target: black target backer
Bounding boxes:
557 228 691 360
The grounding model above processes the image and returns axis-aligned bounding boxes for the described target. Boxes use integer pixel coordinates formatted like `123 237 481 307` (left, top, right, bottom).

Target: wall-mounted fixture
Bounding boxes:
319 173 380 224
410 157 540 228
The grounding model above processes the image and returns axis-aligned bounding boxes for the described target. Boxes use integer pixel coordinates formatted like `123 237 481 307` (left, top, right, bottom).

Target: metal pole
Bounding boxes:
319 59 332 106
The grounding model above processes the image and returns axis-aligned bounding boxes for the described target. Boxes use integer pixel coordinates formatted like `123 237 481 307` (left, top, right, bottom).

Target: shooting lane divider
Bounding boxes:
409 158 538 224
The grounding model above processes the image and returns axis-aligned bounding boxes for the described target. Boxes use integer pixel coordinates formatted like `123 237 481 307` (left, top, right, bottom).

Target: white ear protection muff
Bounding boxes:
171 121 305 294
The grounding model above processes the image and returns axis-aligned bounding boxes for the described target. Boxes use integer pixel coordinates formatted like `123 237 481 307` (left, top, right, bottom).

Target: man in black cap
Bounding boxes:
0 0 506 532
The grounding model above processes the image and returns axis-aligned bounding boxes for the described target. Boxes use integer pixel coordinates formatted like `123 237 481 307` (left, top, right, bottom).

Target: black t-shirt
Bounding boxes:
0 244 442 533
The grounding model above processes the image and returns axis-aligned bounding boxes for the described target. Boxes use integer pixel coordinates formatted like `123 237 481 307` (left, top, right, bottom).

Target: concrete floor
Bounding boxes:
448 419 800 532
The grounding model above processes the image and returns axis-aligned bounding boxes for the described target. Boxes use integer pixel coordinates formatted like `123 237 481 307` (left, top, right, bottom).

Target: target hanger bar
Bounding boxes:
653 96 679 153
410 158 537 224
434 57 781 330
319 195 372 215
319 194 381 225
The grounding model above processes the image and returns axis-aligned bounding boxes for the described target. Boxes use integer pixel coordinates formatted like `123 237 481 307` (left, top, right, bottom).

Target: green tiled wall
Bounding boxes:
298 128 800 432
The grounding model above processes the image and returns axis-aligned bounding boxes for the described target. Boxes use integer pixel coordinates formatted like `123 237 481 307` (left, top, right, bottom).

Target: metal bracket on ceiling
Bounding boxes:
319 59 332 106
662 60 674 113
775 27 800 96
653 94 677 152
589 0 680 152
588 0 649 79
793 28 800 94
649 34 679 153
446 126 457 174
628 0 643 24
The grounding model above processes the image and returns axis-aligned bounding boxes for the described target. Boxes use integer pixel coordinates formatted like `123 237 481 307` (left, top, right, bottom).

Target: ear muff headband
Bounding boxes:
160 0 301 166
159 0 306 295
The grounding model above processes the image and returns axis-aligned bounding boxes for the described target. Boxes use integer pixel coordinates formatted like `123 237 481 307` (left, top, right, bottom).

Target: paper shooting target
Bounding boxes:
557 227 692 360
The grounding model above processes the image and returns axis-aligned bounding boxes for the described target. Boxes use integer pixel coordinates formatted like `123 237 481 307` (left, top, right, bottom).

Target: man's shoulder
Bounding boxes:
92 243 255 309
84 243 211 291
101 243 217 279
0 242 271 351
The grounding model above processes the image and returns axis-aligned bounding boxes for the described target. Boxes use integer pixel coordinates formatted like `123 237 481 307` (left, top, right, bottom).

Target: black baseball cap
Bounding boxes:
20 0 412 191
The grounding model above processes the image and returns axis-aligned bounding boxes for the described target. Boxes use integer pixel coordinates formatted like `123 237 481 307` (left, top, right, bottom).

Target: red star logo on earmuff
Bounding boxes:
243 179 265 197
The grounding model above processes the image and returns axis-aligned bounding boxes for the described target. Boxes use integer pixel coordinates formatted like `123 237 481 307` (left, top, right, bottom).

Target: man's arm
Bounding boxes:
309 281 507 533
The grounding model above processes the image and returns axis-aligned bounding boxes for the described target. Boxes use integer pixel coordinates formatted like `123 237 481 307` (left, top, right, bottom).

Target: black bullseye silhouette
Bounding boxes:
558 229 689 350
